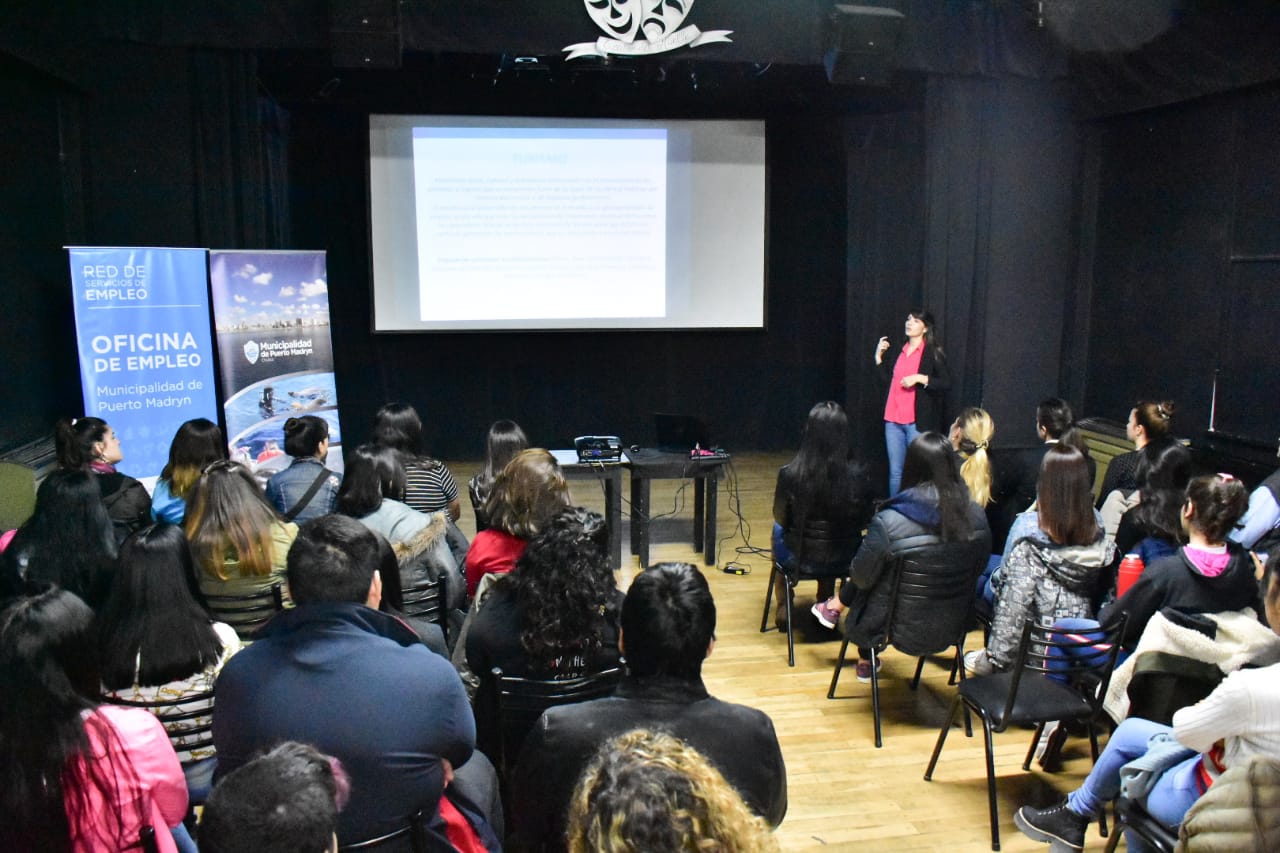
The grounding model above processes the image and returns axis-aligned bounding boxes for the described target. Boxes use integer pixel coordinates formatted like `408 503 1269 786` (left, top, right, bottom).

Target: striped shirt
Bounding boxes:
403 458 460 514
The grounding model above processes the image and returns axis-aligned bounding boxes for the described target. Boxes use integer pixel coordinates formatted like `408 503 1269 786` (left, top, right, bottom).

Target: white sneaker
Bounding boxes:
964 649 995 676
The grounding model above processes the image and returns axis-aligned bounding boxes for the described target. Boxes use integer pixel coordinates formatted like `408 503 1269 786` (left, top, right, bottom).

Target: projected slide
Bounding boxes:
412 128 667 321
369 115 766 332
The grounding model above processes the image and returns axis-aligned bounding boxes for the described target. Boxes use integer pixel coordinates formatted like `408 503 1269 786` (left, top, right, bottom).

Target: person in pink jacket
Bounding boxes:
0 586 190 852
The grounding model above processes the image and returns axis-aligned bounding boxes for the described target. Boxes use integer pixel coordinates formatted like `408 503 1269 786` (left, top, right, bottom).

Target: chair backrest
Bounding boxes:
491 666 623 777
788 516 863 573
204 582 285 640
0 461 36 531
102 688 216 764
401 576 447 643
1001 611 1129 724
338 810 427 852
885 537 988 658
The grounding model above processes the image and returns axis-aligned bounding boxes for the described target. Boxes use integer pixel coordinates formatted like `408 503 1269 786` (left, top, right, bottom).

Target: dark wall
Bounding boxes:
1082 82 1280 445
288 106 850 458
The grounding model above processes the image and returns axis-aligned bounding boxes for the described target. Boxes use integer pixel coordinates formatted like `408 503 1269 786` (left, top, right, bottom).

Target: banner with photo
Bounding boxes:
67 246 219 483
208 250 343 482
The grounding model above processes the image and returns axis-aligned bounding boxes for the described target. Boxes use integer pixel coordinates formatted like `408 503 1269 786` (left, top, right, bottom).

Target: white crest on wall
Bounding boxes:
566 0 732 60
243 340 260 364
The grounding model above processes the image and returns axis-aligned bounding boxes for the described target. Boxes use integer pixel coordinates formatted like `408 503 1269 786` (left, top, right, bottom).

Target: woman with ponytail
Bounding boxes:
950 407 995 507
55 416 150 543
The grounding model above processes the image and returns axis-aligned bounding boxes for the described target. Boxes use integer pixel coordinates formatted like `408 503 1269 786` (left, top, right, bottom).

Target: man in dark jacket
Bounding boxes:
510 562 787 852
212 515 499 852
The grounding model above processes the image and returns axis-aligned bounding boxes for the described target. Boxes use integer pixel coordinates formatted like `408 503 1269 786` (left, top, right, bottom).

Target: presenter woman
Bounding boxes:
876 311 950 496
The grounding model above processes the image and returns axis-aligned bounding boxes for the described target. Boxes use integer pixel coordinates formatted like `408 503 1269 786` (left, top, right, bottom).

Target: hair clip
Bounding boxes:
1216 472 1237 482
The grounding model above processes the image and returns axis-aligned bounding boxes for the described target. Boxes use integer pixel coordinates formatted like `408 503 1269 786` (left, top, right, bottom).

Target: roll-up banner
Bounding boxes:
208 250 343 482
67 246 219 484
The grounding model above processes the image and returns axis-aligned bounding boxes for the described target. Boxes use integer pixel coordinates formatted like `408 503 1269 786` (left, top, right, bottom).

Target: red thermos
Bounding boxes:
1116 553 1145 598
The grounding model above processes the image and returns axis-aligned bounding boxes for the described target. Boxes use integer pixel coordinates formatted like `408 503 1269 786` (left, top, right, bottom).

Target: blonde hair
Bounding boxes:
567 729 780 853
184 461 280 580
954 407 994 506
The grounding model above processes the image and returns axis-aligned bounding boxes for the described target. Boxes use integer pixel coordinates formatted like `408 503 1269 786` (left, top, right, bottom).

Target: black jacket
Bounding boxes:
510 674 787 852
772 460 874 567
1100 544 1263 650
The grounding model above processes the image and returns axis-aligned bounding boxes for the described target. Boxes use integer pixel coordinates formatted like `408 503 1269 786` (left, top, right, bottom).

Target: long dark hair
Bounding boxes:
96 524 224 689
1 469 116 602
899 432 972 542
1036 397 1091 458
54 416 110 470
785 401 855 519
906 308 943 355
1036 446 1100 546
372 402 441 469
159 418 226 500
372 530 407 614
0 588 137 852
1130 440 1193 542
478 419 529 493
336 444 406 518
504 506 618 669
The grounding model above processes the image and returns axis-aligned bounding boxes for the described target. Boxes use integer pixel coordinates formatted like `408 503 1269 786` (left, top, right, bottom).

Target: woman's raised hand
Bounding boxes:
874 336 890 364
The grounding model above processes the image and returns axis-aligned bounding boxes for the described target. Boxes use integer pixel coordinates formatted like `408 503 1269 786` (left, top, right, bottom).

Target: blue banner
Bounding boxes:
67 247 220 482
208 250 343 480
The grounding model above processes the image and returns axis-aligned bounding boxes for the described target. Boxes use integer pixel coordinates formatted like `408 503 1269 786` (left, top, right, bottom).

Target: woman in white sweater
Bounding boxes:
1013 549 1280 851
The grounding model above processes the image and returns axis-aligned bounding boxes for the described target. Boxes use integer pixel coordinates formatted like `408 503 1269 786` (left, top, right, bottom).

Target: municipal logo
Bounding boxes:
243 340 260 365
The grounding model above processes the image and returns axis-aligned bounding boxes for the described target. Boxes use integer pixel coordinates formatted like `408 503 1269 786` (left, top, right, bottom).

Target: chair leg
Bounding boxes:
871 647 883 748
827 638 850 698
784 575 796 667
924 696 962 781
1103 803 1122 853
759 562 779 632
982 719 1002 851
1089 724 1110 839
909 656 926 690
1023 722 1046 772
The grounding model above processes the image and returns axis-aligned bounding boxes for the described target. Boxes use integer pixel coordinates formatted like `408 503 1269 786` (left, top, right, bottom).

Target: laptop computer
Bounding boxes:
653 413 714 453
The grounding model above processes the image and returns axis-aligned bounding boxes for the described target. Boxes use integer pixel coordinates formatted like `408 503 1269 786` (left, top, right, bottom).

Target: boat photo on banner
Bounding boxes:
208 250 343 483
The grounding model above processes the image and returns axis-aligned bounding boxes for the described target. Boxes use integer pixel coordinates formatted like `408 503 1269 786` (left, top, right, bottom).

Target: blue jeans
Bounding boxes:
1067 717 1201 842
884 421 920 497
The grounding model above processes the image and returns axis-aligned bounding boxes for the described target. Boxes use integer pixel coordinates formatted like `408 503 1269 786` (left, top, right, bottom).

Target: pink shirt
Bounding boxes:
67 705 188 853
884 342 925 424
1183 543 1231 578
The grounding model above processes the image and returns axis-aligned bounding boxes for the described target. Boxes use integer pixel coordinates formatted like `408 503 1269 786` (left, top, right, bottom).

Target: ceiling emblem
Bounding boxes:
565 0 732 60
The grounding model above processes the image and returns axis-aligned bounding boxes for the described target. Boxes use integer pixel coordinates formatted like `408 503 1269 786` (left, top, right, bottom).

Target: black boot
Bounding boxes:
1014 800 1087 852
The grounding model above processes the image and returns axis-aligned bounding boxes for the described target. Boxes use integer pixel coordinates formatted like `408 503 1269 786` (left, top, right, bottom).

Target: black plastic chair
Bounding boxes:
760 519 861 666
203 582 285 640
827 539 986 747
924 612 1129 851
401 575 447 643
338 810 428 852
490 666 623 782
1103 797 1178 853
103 687 216 763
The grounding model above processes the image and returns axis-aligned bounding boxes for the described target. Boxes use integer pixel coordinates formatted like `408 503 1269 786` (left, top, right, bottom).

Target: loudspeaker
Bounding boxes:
330 0 402 68
823 2 906 86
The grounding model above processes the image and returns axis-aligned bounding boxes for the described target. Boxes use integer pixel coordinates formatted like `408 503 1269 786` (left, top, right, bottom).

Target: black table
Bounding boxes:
551 450 624 570
625 448 729 568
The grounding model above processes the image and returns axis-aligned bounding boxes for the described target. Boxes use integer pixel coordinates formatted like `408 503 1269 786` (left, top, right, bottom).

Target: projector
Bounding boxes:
574 435 623 464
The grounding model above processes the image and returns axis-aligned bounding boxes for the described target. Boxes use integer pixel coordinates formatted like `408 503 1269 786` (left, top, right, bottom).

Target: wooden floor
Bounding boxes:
449 453 1108 853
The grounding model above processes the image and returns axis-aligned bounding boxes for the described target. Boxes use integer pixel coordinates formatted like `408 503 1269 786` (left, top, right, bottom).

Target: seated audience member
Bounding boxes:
199 741 349 853
211 514 500 850
1013 550 1280 851
770 401 874 623
1112 440 1193 567
967 446 1113 675
466 506 625 760
950 406 996 508
0 468 117 605
97 523 241 797
811 433 991 681
55 415 151 542
0 587 190 852
988 398 1094 552
337 444 455 590
1099 473 1258 654
512 562 787 851
468 419 529 532
566 729 781 853
1229 466 1280 555
152 418 226 524
1096 399 1176 507
185 461 297 611
264 415 341 524
371 530 449 657
465 448 572 597
373 402 463 521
